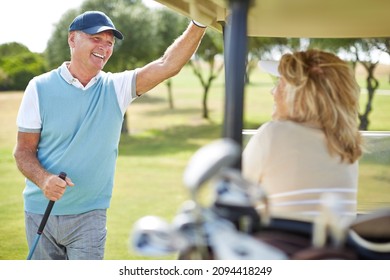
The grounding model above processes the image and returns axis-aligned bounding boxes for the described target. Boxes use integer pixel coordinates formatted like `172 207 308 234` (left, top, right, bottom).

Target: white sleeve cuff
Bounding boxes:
16 79 42 130
112 70 137 115
192 20 207 28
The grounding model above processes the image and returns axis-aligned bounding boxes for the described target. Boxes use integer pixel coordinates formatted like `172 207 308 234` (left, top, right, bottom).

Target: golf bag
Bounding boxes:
131 139 390 260
177 202 390 260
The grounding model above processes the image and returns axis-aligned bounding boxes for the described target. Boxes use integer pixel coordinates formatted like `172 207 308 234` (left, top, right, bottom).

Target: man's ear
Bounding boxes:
68 31 76 48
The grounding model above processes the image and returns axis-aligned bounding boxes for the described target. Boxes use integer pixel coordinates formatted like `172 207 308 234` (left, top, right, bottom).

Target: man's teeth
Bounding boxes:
93 53 104 59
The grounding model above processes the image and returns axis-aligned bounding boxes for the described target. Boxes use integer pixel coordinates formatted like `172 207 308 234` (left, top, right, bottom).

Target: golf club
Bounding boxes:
131 215 187 256
183 138 240 199
207 218 287 260
182 138 242 258
26 171 67 260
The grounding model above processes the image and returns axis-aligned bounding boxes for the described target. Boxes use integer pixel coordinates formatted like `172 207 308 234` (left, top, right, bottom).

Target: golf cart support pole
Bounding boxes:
223 0 251 170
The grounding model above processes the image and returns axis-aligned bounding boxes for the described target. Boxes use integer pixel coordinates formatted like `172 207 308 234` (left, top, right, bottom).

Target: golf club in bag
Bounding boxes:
27 172 67 260
130 139 390 260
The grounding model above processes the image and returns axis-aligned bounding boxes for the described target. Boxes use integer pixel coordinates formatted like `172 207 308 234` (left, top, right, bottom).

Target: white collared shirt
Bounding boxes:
62 61 101 90
16 62 137 131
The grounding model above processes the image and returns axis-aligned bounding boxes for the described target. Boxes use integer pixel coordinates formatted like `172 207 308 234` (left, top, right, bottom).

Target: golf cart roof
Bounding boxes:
156 0 390 38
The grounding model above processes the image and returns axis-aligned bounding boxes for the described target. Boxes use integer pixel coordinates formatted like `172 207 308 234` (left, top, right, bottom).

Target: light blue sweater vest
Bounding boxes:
24 68 124 215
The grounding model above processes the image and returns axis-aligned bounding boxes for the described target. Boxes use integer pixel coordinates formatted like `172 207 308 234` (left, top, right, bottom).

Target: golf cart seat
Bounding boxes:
346 208 390 259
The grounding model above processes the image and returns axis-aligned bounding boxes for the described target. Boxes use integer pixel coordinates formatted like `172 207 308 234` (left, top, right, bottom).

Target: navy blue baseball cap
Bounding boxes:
69 11 124 40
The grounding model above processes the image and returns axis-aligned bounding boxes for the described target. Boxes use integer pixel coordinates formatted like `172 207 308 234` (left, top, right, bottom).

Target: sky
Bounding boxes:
0 0 162 53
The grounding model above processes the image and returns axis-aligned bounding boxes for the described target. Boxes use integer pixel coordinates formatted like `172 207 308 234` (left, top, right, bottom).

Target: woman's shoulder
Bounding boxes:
261 120 319 131
257 121 321 140
259 120 298 132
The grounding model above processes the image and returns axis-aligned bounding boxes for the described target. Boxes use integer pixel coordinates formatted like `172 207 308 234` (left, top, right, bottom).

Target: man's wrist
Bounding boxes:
192 20 207 28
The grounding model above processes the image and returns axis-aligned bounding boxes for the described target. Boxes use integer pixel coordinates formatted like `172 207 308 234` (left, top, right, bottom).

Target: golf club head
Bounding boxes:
213 170 253 207
131 216 186 256
172 211 203 247
218 168 267 204
212 168 270 227
183 138 241 193
172 200 214 248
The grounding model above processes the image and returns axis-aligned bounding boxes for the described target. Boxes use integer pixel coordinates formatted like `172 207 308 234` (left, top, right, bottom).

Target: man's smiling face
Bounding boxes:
69 30 115 75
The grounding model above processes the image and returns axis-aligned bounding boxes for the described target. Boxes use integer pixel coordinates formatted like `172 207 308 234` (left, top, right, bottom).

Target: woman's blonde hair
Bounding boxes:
278 49 362 163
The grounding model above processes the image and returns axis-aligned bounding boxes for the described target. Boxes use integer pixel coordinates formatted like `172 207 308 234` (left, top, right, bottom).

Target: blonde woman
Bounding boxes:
242 49 363 220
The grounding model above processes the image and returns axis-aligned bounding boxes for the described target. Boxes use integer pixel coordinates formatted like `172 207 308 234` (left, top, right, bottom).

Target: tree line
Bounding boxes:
0 0 389 130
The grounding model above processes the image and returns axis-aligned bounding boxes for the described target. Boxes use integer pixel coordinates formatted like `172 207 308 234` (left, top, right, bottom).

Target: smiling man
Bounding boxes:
14 10 206 260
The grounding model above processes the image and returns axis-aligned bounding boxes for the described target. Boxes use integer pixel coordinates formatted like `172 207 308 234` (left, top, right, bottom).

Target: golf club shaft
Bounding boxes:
27 172 67 260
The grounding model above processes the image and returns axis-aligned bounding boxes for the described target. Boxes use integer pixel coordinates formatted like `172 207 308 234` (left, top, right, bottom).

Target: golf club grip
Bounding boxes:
37 172 67 234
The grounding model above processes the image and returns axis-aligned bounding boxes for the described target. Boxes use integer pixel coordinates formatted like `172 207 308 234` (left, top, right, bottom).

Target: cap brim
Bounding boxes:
82 26 124 40
258 60 280 77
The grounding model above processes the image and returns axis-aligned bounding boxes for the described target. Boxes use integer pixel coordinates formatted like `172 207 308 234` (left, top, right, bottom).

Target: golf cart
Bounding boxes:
131 0 390 260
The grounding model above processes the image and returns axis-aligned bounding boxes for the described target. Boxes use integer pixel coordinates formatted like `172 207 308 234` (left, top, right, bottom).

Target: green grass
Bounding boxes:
1 65 389 259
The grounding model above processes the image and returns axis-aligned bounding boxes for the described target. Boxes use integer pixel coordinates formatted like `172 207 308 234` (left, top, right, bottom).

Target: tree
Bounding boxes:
46 0 156 71
371 38 390 56
82 0 157 133
46 10 79 69
247 37 300 83
371 38 390 83
45 0 157 134
0 68 11 91
0 42 47 91
310 38 383 130
154 8 188 109
89 0 157 72
350 40 381 130
189 29 224 119
0 42 30 56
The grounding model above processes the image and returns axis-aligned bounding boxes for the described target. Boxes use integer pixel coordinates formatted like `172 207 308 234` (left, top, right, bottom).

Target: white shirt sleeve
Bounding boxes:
16 69 138 131
112 69 138 115
16 79 41 132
